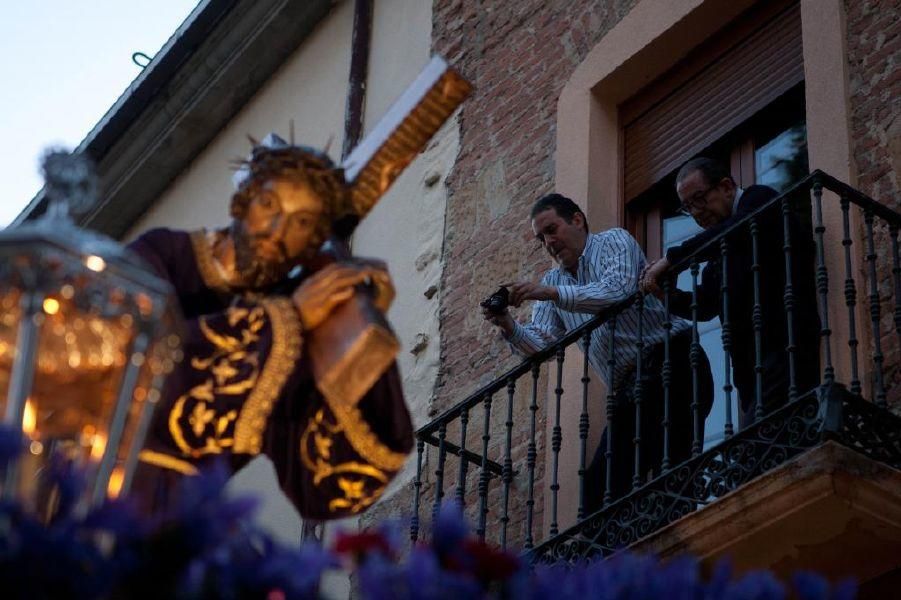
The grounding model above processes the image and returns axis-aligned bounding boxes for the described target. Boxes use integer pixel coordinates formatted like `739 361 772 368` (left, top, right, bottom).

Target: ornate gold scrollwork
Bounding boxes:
300 408 391 515
169 304 266 457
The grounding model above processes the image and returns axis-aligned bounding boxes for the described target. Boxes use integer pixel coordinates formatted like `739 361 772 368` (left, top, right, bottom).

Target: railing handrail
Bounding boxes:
818 170 901 225
417 295 637 437
666 170 901 275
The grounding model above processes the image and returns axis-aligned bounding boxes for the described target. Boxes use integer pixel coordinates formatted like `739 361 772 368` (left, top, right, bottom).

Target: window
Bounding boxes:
629 86 809 447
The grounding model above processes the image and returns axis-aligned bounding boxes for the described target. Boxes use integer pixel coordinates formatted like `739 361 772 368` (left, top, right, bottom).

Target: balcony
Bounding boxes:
408 171 901 586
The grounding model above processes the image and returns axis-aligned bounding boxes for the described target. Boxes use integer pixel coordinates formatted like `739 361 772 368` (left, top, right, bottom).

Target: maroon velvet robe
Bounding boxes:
128 228 413 520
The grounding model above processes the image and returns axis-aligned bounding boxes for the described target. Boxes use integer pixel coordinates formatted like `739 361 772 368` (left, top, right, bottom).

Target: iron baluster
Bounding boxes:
549 347 565 536
690 260 702 456
410 438 425 542
603 317 617 507
781 195 800 403
501 378 515 549
750 218 765 421
432 422 448 521
720 238 734 439
477 393 493 540
577 330 591 520
632 294 645 491
890 226 901 353
528 390 863 564
661 277 673 471
812 179 834 383
840 194 861 394
864 208 887 407
455 407 469 506
524 362 540 549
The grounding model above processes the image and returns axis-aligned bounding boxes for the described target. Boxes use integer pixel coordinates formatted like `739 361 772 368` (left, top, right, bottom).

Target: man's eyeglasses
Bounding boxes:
678 184 716 215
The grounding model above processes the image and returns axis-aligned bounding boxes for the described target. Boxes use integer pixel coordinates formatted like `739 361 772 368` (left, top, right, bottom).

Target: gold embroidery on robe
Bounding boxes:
168 305 266 457
138 449 199 475
326 402 408 473
189 229 231 292
300 407 391 514
233 297 303 454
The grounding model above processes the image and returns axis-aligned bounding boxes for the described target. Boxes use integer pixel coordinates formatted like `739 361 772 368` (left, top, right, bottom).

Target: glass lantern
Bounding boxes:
0 151 181 514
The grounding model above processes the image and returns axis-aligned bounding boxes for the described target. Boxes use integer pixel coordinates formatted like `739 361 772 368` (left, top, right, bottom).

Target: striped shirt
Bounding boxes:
506 228 690 390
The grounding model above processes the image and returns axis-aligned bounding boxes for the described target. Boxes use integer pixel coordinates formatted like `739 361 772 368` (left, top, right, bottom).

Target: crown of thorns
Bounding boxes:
230 144 354 224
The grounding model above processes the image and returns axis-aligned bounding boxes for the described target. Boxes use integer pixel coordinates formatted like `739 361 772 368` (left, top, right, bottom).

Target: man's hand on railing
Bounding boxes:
639 258 669 300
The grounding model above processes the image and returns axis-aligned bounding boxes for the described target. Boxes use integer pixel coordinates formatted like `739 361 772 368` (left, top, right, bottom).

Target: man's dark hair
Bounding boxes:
530 193 589 232
675 157 735 188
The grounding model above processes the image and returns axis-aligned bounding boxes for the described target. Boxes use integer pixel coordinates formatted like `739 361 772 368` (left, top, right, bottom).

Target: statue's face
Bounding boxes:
233 177 327 287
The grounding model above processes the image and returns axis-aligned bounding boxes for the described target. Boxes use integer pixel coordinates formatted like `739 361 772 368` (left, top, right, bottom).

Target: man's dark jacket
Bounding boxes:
665 185 821 427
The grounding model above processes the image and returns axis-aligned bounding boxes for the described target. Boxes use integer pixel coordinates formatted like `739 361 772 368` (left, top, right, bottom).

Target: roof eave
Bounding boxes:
15 0 335 240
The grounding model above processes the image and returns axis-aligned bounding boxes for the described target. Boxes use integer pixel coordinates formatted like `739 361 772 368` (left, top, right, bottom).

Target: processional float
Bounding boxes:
0 56 470 518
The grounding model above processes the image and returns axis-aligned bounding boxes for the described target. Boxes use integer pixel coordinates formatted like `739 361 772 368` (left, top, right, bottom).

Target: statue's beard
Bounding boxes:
232 228 292 289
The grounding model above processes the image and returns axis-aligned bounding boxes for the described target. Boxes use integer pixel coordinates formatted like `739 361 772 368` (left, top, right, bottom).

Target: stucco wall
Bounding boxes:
362 0 432 137
127 2 353 236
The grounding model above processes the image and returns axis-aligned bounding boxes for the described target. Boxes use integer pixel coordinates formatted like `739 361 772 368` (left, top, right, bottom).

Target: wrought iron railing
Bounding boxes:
409 170 901 561
531 383 901 561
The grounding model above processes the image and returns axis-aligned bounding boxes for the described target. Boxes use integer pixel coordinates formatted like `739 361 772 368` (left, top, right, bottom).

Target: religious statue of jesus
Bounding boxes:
130 140 413 520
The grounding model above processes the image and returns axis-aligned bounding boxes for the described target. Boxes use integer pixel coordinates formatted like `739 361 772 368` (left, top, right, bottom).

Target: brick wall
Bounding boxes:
424 0 639 545
432 0 639 413
845 0 901 410
361 0 639 543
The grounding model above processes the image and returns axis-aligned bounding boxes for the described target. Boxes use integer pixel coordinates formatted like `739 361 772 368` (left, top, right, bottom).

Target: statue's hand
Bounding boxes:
292 262 394 330
350 258 395 313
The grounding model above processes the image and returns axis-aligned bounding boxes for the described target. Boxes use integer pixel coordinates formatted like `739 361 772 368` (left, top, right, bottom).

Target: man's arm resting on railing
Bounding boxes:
559 228 642 314
641 257 719 321
504 307 566 356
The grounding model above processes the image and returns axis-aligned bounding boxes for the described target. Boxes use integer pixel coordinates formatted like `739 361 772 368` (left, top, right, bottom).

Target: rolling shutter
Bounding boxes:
623 2 803 201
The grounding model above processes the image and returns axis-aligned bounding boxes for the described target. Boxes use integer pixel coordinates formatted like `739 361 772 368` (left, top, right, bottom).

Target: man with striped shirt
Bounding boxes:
483 194 713 511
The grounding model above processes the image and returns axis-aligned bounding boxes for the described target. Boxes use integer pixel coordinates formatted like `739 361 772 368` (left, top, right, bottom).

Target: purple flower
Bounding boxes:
333 530 394 560
431 502 469 557
358 547 482 600
706 558 735 600
722 569 786 600
0 426 23 465
793 572 856 600
793 572 830 600
0 441 861 600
